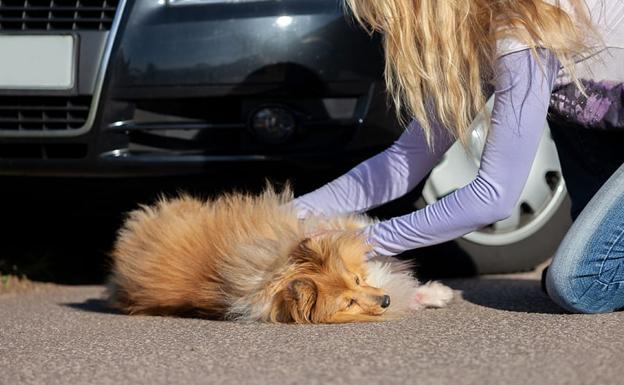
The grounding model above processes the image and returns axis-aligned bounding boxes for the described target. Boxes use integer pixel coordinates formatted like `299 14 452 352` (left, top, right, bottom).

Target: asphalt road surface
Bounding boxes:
2 270 623 385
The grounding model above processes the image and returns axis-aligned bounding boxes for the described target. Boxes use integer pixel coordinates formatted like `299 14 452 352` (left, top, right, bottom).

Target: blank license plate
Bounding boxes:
0 35 75 90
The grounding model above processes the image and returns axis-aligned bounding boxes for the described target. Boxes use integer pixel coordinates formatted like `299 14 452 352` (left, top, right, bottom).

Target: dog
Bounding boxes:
107 186 453 323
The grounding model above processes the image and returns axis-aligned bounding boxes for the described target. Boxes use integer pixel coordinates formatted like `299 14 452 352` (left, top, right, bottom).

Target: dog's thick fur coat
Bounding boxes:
108 187 453 323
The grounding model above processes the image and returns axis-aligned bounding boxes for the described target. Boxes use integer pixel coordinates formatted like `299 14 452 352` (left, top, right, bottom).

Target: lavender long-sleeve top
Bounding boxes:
293 49 560 257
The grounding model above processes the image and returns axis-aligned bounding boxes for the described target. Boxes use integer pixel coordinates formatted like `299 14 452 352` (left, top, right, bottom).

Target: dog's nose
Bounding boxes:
380 295 391 308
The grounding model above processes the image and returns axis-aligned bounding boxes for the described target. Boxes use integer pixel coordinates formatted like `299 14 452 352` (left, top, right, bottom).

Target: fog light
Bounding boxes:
250 107 296 144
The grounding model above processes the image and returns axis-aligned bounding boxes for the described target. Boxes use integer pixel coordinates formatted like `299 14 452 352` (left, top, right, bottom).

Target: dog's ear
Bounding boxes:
286 278 318 324
289 238 321 264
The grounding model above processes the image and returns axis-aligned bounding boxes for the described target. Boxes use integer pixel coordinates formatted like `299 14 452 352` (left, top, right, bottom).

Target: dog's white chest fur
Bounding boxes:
365 258 454 315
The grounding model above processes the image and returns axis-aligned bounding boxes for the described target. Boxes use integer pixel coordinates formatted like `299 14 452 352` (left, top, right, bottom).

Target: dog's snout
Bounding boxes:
380 295 391 308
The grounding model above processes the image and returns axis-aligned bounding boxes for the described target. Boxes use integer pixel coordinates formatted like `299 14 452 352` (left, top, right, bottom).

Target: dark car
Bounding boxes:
0 0 397 176
0 0 570 274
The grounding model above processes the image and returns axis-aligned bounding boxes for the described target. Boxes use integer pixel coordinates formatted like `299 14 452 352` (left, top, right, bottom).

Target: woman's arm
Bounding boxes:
292 118 455 218
364 48 560 257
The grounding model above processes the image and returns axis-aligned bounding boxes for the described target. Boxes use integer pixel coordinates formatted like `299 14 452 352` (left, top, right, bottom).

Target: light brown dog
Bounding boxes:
108 186 453 323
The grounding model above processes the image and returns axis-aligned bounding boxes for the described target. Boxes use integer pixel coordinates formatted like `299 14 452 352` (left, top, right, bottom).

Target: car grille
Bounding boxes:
0 0 119 31
0 142 87 158
0 95 92 131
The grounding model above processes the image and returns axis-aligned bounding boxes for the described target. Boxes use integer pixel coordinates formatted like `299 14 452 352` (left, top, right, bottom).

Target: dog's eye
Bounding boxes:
355 276 360 285
347 299 356 308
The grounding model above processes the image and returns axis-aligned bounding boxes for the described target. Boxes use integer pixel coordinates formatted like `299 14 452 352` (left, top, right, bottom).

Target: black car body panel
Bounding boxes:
118 1 383 87
0 0 400 176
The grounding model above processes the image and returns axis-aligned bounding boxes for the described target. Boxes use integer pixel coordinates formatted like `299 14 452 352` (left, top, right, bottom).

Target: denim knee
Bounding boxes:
546 262 624 314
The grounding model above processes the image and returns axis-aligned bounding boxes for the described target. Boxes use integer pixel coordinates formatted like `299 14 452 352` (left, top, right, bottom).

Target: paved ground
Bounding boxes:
2 271 623 385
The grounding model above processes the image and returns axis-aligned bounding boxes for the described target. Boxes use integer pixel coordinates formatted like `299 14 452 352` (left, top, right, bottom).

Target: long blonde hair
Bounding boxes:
343 0 596 148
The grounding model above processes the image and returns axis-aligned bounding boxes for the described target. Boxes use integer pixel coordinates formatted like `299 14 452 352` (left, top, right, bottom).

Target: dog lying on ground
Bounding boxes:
107 186 453 323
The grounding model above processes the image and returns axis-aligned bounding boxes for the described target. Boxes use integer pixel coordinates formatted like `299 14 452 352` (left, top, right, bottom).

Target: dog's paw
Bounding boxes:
409 281 454 310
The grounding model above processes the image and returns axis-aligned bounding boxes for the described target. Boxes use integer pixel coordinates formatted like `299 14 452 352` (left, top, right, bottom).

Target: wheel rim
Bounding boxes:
422 98 567 246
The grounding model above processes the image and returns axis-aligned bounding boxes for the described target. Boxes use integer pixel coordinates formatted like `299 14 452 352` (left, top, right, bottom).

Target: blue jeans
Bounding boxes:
546 120 624 313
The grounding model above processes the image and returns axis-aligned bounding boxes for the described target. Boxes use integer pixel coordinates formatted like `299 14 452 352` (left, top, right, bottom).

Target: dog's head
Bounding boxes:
272 233 390 323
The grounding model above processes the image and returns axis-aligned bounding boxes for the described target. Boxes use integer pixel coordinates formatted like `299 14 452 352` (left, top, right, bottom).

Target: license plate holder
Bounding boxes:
0 35 76 90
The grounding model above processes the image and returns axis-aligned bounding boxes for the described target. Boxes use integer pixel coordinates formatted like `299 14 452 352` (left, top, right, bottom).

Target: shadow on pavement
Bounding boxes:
64 298 227 320
65 299 121 315
447 278 567 314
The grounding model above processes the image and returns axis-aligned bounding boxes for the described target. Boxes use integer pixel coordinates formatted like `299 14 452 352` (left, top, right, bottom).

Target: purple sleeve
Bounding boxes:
292 119 455 218
364 49 560 257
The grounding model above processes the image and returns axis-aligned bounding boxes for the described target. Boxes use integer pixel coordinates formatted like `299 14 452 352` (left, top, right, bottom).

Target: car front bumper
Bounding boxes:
0 0 400 177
